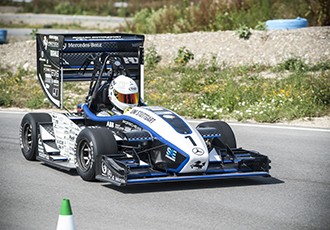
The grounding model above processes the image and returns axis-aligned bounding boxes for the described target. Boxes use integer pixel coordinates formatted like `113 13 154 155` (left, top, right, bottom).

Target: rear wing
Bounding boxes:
36 33 145 109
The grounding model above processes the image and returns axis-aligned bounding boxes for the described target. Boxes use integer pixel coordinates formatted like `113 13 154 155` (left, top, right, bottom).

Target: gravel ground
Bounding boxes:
146 27 330 67
0 13 329 128
1 26 329 72
1 12 329 70
0 13 125 30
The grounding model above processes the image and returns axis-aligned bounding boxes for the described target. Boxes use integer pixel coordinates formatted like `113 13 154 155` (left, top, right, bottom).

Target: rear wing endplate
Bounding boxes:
36 33 145 109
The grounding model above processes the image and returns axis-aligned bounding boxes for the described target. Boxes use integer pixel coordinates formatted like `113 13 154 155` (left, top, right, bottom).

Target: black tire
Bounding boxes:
19 113 51 161
75 127 118 181
197 121 237 148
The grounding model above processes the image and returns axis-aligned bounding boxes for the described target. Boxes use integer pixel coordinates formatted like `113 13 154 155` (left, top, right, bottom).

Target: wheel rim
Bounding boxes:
22 122 33 152
78 140 93 172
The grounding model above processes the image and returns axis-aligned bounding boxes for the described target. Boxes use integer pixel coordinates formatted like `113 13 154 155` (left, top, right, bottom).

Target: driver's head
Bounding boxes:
108 75 139 112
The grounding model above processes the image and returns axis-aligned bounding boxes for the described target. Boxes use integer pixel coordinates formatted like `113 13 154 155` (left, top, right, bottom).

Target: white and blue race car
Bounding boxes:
19 33 270 186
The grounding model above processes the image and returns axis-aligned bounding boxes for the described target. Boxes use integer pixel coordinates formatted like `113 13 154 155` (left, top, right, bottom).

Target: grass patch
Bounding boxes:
0 65 89 110
1 57 329 123
62 82 89 109
0 66 52 109
144 58 330 123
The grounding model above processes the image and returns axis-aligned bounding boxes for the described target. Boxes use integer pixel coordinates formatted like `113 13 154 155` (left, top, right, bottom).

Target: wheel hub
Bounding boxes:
23 123 33 152
78 141 93 172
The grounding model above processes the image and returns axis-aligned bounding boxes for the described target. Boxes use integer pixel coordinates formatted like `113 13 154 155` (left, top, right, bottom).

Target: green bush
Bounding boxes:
120 0 329 34
121 0 275 34
29 28 38 40
12 0 330 28
254 21 267 31
145 44 161 67
236 24 251 39
277 57 308 72
173 46 194 66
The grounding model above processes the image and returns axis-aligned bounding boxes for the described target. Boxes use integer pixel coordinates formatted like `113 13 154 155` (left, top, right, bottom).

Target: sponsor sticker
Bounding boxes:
154 111 172 115
123 57 138 64
65 42 103 49
162 115 175 119
190 161 206 169
122 120 142 131
43 36 60 49
132 42 143 47
50 50 59 57
146 106 163 111
192 147 204 156
130 109 156 123
49 35 59 41
101 161 126 184
101 161 107 174
129 86 137 91
165 147 177 162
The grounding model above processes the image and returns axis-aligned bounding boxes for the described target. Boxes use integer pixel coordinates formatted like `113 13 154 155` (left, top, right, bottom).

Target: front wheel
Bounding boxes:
75 128 118 181
19 113 51 161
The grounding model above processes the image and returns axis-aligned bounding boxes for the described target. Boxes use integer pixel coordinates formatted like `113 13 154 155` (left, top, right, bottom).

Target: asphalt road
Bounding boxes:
3 28 100 36
1 111 330 230
0 13 127 23
0 13 129 37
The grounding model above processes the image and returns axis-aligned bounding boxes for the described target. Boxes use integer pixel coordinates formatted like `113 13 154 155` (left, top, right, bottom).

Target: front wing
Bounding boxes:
95 147 271 186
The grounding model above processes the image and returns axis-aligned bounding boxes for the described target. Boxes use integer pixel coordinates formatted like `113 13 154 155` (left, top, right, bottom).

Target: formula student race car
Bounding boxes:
19 33 271 186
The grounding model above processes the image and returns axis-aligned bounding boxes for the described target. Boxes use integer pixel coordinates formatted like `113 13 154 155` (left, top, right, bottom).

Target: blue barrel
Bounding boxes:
266 17 308 30
0 29 7 44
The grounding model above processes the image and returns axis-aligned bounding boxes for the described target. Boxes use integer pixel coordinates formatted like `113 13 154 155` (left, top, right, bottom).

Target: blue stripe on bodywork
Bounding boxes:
63 65 137 69
128 173 169 178
82 104 190 172
65 39 144 43
63 49 116 53
127 139 153 142
126 172 269 184
202 135 221 138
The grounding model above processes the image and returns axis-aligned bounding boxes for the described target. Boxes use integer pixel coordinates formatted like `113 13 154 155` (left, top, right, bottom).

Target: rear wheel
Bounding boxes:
197 121 236 148
75 127 117 181
20 113 51 160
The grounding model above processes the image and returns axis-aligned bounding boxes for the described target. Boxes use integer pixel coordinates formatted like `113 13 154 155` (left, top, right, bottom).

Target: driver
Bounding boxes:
98 75 139 116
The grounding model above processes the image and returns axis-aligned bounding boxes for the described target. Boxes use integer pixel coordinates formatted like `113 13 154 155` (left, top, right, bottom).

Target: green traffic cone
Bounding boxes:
56 199 76 230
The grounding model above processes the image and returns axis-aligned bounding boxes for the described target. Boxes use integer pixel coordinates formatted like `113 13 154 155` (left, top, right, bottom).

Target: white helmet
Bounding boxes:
108 75 139 111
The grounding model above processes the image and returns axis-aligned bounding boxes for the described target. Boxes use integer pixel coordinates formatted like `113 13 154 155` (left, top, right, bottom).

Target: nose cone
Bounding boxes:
181 146 209 173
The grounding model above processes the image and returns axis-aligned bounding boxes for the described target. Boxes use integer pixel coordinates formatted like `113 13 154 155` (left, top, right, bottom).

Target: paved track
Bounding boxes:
0 13 128 37
0 13 127 23
0 111 329 230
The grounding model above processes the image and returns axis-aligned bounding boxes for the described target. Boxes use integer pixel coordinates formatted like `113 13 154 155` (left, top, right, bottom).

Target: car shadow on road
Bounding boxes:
102 176 284 194
41 163 79 176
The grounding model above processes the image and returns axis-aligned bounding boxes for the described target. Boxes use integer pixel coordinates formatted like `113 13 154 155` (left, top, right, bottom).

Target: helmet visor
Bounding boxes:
114 90 139 104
